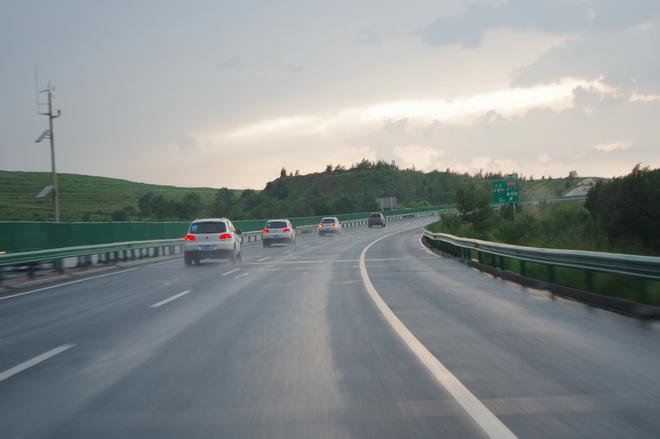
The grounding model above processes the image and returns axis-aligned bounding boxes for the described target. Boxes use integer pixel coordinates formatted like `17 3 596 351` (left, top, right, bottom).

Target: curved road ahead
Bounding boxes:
1 218 659 438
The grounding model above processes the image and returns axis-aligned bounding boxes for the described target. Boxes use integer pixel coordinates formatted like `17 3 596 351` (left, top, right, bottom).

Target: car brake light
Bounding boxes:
219 233 232 239
332 223 337 227
262 229 270 233
283 227 291 232
184 234 196 241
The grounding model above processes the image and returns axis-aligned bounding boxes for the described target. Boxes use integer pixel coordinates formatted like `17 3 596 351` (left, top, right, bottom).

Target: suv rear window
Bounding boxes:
190 222 227 234
266 221 288 229
369 213 382 218
321 218 336 223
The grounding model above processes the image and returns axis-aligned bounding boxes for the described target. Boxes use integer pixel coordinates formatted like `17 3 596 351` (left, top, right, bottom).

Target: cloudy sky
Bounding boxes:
1 0 659 188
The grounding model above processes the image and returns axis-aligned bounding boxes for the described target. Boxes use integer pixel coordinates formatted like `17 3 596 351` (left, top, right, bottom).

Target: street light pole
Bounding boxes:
38 83 61 222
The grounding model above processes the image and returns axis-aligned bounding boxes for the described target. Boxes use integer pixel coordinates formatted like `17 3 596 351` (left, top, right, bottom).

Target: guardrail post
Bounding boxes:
585 270 594 291
28 263 36 278
55 259 64 273
520 260 527 277
548 265 556 283
637 278 650 304
478 251 483 264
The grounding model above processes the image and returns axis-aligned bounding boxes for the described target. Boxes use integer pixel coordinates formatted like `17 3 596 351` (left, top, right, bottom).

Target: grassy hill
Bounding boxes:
265 161 588 209
0 163 593 221
0 171 226 221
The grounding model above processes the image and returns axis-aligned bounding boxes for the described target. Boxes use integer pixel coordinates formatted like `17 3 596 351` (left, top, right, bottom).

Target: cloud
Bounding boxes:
221 77 609 141
356 29 383 45
537 152 551 163
393 144 445 170
514 20 660 93
178 136 199 155
145 86 660 188
217 57 244 72
593 139 633 152
630 93 660 102
282 64 304 74
417 0 660 48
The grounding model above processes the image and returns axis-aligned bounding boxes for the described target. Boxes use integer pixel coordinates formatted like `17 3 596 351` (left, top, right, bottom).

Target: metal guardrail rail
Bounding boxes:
0 211 439 285
423 230 660 283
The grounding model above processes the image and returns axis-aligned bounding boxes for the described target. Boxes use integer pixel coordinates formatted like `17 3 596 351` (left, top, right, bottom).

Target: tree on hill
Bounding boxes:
455 180 491 230
586 165 660 253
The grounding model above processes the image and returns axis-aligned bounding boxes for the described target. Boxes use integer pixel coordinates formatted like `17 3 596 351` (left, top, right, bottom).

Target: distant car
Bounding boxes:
368 212 386 228
262 219 296 247
318 217 341 236
183 218 242 266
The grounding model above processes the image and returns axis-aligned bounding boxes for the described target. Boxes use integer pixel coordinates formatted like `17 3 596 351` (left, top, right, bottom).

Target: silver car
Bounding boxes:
318 217 341 236
262 219 296 247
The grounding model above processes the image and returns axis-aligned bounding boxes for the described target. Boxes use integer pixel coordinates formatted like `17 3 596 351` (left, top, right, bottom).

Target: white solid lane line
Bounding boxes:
221 268 241 277
256 257 271 262
0 344 75 383
150 290 192 308
0 268 140 302
359 228 517 439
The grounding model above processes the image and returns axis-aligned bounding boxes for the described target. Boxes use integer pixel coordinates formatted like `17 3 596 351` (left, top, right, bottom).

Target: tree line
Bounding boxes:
108 159 589 224
430 165 659 255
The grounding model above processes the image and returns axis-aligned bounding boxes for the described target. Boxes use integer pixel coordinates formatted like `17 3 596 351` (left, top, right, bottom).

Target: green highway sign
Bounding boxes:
491 174 519 204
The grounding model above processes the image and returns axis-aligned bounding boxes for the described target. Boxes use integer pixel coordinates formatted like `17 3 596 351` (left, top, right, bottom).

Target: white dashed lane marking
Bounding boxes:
0 344 75 383
150 290 192 308
221 268 241 277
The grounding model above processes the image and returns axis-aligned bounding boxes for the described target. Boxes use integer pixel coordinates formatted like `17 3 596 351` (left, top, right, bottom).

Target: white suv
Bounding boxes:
262 219 296 247
183 218 242 266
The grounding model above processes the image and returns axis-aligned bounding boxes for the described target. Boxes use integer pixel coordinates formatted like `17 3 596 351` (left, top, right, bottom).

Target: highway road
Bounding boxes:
1 217 659 438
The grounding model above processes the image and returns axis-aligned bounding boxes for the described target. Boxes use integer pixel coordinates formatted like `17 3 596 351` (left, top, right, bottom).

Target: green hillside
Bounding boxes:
265 161 588 210
0 171 226 221
0 163 591 221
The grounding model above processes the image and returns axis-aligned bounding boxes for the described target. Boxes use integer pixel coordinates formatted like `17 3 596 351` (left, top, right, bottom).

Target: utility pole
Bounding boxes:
36 82 62 222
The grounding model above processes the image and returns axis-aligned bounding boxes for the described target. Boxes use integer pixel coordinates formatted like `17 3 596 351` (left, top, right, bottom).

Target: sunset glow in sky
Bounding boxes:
1 1 659 188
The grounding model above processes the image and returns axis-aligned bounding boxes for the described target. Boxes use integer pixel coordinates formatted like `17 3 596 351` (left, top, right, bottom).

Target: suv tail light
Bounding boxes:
283 227 291 232
332 223 337 227
219 233 232 240
262 229 270 233
184 234 196 241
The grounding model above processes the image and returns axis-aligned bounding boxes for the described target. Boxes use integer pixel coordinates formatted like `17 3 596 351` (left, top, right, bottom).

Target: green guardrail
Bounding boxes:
0 205 449 253
0 210 440 286
422 230 660 308
0 199 575 253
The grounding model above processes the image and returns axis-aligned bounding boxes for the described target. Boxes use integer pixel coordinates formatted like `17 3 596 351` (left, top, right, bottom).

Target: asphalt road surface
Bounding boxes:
1 217 659 438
